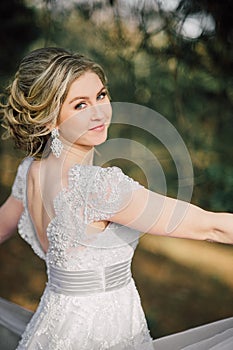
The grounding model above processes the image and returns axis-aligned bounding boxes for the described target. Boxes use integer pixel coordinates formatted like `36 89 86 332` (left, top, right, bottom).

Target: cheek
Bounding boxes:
59 113 90 142
104 102 112 122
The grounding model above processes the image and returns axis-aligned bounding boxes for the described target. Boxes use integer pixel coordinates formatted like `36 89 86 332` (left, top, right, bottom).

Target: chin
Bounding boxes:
92 133 108 146
93 137 107 146
79 136 107 148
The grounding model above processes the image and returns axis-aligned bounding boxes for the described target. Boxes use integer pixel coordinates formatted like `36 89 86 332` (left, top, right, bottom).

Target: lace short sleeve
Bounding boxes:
84 166 143 223
11 158 33 202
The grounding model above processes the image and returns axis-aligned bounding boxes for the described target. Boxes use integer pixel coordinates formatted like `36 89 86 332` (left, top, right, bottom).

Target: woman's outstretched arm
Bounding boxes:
110 188 233 245
0 196 23 244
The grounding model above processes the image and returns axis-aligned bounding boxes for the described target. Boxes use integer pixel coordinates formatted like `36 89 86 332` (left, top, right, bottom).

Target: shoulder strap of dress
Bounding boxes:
11 157 34 203
14 157 46 260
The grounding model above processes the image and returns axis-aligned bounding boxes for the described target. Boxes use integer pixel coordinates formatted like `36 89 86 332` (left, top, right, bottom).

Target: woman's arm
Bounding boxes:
110 188 233 245
0 195 23 244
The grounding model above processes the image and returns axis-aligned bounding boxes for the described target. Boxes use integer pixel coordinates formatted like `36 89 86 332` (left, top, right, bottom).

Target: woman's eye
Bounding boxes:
97 91 107 101
75 102 86 110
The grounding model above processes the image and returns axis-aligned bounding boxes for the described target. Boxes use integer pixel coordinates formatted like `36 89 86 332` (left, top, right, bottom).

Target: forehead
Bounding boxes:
67 72 103 99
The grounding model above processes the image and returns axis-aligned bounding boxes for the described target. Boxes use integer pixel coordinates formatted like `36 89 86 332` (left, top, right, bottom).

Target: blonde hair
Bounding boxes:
0 47 108 159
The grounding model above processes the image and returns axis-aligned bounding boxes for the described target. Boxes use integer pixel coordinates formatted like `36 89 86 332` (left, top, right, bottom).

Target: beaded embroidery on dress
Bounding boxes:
11 157 154 350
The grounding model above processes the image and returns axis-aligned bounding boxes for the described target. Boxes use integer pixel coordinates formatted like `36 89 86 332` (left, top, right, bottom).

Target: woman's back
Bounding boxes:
14 157 142 269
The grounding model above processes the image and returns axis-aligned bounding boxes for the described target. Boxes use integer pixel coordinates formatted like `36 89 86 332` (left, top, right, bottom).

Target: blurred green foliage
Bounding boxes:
0 0 40 87
0 0 232 211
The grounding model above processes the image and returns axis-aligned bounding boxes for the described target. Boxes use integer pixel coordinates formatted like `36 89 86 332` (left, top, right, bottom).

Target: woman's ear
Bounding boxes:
46 121 57 133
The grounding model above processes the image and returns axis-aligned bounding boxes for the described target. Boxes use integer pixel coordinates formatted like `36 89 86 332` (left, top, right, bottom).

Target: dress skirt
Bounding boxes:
0 297 232 350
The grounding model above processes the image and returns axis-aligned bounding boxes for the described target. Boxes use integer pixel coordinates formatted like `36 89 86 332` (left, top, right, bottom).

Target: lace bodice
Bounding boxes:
12 158 143 270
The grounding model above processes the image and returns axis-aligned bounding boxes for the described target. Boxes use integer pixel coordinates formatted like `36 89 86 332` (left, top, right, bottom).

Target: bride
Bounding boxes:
0 47 232 349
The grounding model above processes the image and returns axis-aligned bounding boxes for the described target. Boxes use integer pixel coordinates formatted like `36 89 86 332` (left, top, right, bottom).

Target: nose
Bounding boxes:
90 104 105 120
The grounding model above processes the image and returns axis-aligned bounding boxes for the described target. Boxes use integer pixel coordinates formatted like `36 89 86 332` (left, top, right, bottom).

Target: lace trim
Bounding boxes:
11 157 46 260
11 158 33 202
18 212 46 260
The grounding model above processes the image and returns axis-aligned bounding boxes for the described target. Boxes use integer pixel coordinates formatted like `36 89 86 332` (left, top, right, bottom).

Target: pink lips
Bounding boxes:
89 124 105 131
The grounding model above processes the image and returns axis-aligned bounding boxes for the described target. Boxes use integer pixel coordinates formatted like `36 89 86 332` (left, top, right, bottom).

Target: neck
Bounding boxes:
59 139 94 166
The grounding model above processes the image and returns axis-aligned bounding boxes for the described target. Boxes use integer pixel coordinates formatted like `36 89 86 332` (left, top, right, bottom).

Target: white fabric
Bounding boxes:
1 157 232 349
0 298 233 349
0 297 33 336
10 158 154 349
152 317 233 349
48 259 132 295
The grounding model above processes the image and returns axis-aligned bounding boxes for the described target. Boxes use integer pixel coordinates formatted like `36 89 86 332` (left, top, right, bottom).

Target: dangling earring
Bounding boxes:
50 128 63 158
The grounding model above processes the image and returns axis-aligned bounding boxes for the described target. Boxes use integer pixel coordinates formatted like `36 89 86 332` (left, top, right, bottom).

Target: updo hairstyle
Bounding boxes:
0 47 108 158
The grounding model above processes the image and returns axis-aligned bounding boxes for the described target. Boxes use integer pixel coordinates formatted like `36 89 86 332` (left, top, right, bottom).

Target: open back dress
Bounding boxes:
0 157 232 349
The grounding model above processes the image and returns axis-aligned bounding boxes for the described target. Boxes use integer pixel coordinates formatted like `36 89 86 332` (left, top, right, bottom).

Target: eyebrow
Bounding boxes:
69 86 106 104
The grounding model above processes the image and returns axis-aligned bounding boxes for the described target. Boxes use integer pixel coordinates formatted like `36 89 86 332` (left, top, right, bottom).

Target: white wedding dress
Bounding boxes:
0 157 233 349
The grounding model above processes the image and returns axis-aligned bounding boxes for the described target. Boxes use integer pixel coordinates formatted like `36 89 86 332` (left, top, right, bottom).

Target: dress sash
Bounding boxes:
48 259 132 296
